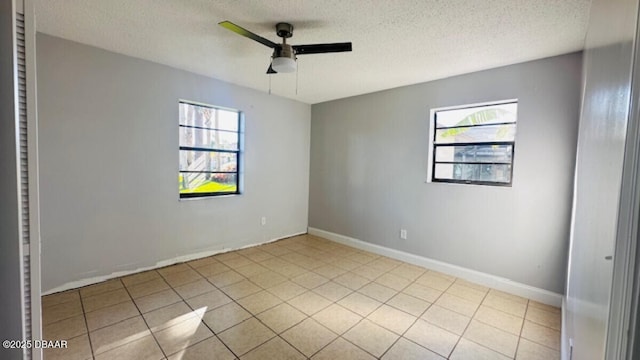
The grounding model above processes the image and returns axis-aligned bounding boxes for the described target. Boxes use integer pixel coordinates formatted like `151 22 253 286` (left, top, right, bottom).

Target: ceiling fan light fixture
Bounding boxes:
272 56 296 73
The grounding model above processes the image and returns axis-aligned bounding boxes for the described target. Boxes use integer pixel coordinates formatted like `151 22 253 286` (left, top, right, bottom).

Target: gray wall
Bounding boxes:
37 34 311 292
0 0 25 358
564 0 639 358
309 53 582 293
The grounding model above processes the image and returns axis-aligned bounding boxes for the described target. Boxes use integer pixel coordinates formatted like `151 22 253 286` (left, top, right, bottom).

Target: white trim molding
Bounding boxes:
308 227 563 306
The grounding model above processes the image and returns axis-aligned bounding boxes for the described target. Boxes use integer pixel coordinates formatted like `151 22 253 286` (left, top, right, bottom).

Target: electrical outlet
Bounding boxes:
400 229 407 240
261 216 267 226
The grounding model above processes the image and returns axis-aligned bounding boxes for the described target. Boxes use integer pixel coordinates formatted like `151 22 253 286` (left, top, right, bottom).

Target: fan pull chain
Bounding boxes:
295 61 299 95
268 74 272 95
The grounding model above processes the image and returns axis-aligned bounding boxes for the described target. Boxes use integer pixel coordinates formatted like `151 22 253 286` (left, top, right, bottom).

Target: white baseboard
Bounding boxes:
308 227 563 307
42 232 306 295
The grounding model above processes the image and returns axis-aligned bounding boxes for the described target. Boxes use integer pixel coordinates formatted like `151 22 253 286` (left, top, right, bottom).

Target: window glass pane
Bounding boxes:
179 127 238 150
217 109 240 131
179 102 217 127
179 103 239 131
435 144 513 163
435 102 517 128
179 173 237 194
179 102 190 126
435 123 516 144
434 163 511 183
179 150 237 172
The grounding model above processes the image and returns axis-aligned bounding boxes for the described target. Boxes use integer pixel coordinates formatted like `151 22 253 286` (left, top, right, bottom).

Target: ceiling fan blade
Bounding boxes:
218 21 279 49
292 42 352 55
267 63 277 74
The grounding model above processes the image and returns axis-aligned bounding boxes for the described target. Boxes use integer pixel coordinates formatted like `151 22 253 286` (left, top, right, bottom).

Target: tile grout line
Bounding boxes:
41 309 82 328
127 278 175 300
233 265 317 358
307 292 376 358
119 277 169 360
257 244 384 359
384 270 547 358
338 252 443 358
515 301 565 356
81 291 133 320
378 271 458 359
357 265 428 359
517 328 561 352
445 284 491 359
77 284 97 360
189 271 247 359
513 299 531 359
354 261 453 357
229 283 321 358
41 290 81 310
44 281 130 327
78 280 138 357
481 289 533 320
314 259 440 359
291 238 425 358
121 272 163 289
183 264 272 359
261 323 309 358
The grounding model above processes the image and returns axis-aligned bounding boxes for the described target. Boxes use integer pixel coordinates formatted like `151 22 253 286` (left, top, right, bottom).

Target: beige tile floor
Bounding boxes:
42 234 561 360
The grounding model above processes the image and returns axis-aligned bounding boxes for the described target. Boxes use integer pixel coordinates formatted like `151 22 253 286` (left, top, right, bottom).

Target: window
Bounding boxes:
429 100 517 186
179 101 241 198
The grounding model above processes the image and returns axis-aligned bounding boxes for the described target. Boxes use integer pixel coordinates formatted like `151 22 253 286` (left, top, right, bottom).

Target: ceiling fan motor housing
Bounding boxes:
276 22 293 38
275 43 296 60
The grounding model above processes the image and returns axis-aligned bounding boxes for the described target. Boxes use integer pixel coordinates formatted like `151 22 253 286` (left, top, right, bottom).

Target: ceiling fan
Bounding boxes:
219 21 352 74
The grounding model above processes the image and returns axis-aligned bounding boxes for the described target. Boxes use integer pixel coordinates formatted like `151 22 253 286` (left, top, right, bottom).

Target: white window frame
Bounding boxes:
178 100 243 198
427 99 518 186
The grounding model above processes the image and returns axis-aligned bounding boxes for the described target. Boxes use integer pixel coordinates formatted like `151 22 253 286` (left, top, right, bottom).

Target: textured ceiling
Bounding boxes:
34 0 592 104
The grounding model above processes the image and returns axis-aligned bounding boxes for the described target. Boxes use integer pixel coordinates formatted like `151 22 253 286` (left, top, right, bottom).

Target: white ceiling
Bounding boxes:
34 0 592 104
